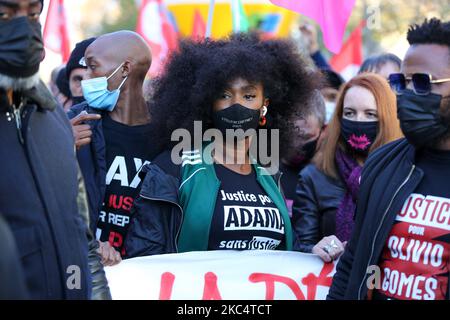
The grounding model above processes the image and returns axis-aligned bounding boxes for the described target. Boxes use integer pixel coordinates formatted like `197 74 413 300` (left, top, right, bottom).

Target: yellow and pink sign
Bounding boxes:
165 0 298 38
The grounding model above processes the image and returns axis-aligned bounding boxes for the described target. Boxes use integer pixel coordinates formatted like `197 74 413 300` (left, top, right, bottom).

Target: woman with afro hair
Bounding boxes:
125 33 319 257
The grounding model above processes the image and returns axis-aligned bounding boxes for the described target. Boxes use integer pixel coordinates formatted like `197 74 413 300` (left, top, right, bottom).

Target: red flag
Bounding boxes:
136 0 178 77
330 21 364 80
191 9 206 40
43 0 70 62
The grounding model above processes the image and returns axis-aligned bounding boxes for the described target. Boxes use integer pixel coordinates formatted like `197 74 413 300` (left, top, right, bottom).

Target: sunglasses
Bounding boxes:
388 73 450 96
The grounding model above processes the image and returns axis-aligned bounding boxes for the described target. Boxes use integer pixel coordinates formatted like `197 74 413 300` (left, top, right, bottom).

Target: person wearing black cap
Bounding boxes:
0 0 110 300
66 37 96 105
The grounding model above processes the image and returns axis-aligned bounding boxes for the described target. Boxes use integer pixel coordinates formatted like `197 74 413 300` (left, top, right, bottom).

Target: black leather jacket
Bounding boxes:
291 164 346 253
125 150 189 257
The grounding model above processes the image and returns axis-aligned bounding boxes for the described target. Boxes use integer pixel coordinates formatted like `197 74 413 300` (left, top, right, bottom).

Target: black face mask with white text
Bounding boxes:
213 104 261 139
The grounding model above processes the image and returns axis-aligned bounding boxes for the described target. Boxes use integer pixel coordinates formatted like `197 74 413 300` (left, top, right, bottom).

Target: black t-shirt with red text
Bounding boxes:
374 148 450 300
96 114 161 256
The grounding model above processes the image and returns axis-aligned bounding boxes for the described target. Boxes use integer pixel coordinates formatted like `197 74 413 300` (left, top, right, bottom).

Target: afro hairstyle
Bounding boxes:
150 33 320 153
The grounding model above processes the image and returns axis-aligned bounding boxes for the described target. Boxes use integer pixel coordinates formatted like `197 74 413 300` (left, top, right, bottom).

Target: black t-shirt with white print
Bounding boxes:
208 163 285 250
374 148 450 300
96 114 161 256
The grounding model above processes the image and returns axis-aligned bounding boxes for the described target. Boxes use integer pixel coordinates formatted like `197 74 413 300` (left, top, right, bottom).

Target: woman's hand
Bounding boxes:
312 235 346 263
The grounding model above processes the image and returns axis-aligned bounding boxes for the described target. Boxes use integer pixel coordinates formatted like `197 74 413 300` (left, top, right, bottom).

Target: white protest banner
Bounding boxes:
105 250 336 300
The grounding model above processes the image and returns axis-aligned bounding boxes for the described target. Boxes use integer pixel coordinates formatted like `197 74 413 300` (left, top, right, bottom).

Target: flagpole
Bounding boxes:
232 0 239 32
206 0 215 38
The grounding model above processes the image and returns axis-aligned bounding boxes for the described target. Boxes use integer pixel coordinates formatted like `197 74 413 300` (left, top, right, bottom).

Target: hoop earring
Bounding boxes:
259 105 268 126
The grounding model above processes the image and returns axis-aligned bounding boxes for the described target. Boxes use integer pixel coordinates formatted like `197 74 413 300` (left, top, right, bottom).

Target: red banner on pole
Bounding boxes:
43 0 70 62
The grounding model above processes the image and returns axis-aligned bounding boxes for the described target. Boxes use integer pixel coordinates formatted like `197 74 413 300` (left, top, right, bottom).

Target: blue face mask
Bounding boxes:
81 63 127 111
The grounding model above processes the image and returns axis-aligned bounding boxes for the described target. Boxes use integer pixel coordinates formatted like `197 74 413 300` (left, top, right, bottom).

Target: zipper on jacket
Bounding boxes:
139 194 184 253
277 171 286 202
13 101 25 144
277 171 283 192
357 164 415 299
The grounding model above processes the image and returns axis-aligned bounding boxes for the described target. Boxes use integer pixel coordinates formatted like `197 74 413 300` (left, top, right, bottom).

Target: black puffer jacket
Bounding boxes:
291 164 346 253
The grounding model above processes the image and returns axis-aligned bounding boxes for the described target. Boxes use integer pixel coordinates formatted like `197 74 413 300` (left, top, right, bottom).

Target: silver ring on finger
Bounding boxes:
327 246 336 256
322 245 331 254
330 239 339 249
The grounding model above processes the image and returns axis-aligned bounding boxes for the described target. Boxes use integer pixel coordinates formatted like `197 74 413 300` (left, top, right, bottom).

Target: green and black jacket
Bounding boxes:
125 147 293 257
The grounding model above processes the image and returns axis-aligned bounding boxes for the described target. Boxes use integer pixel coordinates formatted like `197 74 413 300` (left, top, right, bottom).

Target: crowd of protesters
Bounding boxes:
0 0 449 301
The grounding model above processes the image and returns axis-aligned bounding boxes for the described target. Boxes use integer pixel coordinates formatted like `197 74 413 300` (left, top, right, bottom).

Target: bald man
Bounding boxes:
67 31 164 266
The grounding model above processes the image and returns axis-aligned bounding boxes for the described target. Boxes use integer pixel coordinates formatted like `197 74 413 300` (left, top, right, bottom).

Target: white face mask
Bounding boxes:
325 101 336 124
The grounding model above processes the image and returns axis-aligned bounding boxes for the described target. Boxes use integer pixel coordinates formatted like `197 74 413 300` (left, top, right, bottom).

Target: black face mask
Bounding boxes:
288 137 319 167
397 89 448 147
0 17 44 78
212 103 261 138
302 138 319 160
340 118 378 155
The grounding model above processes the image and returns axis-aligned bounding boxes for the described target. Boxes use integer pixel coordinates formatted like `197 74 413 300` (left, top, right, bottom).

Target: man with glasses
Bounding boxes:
328 18 450 300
